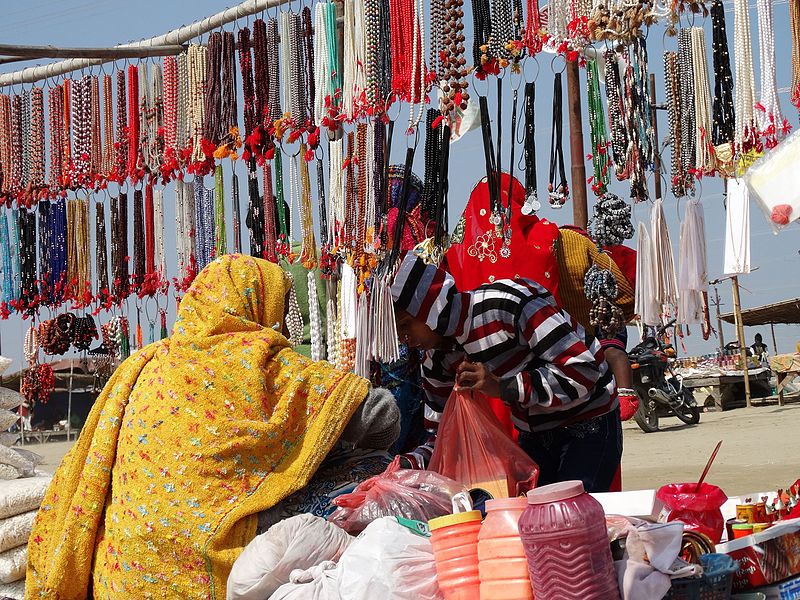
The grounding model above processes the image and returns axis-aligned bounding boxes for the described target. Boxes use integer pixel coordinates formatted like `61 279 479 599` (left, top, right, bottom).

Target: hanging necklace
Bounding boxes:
263 161 278 262
733 0 757 155
691 27 714 175
586 58 610 196
163 56 179 174
298 143 318 269
0 95 12 197
755 0 788 147
114 70 128 182
678 29 697 182
214 165 227 256
30 87 45 194
101 74 115 179
132 189 146 293
664 51 686 197
711 0 736 147
791 0 800 111
188 44 208 165
110 193 129 302
604 51 629 180
95 201 110 307
548 72 568 209
440 0 469 119
521 81 540 215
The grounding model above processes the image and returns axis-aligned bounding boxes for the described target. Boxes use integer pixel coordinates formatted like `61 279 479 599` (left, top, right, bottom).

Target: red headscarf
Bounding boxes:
445 173 561 300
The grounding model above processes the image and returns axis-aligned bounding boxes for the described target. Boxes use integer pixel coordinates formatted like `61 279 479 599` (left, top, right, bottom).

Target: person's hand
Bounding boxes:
456 362 501 398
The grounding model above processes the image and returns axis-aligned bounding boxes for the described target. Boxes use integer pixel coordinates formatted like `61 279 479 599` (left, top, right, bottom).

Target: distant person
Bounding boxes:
752 333 769 360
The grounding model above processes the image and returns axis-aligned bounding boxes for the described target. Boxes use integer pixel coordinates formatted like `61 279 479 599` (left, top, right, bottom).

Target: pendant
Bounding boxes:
521 193 541 215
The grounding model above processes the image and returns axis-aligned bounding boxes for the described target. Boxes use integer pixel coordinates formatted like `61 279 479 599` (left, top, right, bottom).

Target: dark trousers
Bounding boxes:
518 408 623 493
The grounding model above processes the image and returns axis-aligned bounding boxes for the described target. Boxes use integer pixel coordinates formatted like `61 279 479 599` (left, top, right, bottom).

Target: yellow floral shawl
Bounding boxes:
26 255 368 600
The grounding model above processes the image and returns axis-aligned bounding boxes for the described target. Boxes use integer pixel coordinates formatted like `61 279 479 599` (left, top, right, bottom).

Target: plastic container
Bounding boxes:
663 553 736 600
478 497 533 600
429 511 482 600
518 481 619 600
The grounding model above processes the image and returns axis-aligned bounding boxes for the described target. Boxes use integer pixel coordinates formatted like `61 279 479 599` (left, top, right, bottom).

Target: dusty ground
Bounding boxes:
23 402 800 497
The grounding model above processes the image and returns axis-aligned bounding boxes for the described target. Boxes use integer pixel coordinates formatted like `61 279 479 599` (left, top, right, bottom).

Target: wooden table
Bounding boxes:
770 354 800 406
680 368 772 411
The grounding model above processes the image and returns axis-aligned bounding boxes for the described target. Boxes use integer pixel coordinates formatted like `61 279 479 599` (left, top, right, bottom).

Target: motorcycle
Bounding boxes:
628 319 701 433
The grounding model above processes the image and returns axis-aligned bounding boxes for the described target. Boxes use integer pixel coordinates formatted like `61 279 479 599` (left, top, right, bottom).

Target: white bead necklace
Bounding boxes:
691 27 714 174
733 0 756 151
756 0 786 143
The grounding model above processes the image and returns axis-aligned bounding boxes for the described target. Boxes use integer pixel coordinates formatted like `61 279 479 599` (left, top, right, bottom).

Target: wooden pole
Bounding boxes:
770 322 778 354
731 276 752 408
566 60 588 230
714 286 725 351
649 73 662 200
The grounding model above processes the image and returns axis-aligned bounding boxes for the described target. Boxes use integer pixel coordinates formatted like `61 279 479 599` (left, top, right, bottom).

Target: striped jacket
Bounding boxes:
392 254 618 469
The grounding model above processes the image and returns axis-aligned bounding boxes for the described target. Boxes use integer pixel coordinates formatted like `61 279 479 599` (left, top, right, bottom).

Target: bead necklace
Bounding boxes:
231 171 242 255
7 208 20 305
23 325 39 365
622 53 646 201
110 193 129 302
299 143 318 269
67 198 91 304
253 19 270 128
590 192 634 246
194 176 215 271
678 29 697 180
50 199 67 304
46 88 63 191
691 27 714 175
95 201 109 305
37 201 52 304
364 0 381 108
604 51 629 180
90 76 102 179
372 120 386 249
174 179 197 291
422 109 443 222
188 44 208 164
115 70 128 181
302 7 316 125
204 33 224 148
21 91 31 193
267 19 283 125
132 189 146 292
221 31 238 139
525 0 544 54
10 95 22 195
344 132 357 252
127 65 142 182
586 58 610 196
245 162 264 259
313 5 334 124
145 63 165 173
290 12 309 127
792 0 800 110
548 73 568 209
664 51 686 197
273 151 290 257
756 0 787 147
285 273 304 346
328 139 345 251
101 75 115 179
585 261 624 336
177 53 190 156
0 210 13 307
153 187 166 291
263 161 278 261
19 209 37 311
487 0 514 65
30 87 45 191
733 0 757 153
472 0 492 69
0 95 11 196
307 268 324 360
144 184 156 282
343 0 367 121
163 56 179 158
430 0 446 80
354 124 369 260
72 77 93 186
62 80 72 181
239 27 257 141
214 165 227 256
440 0 470 119
628 39 655 194
378 0 392 101
711 0 736 147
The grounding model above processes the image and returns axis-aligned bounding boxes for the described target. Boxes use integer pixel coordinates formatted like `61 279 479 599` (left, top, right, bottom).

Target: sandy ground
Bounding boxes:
23 402 800 497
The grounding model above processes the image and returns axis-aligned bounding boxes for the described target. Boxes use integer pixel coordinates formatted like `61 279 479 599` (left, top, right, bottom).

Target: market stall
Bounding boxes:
0 0 798 596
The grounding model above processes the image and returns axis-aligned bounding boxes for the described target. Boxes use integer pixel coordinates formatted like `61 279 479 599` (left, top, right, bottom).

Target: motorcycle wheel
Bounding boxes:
674 394 701 425
634 402 660 433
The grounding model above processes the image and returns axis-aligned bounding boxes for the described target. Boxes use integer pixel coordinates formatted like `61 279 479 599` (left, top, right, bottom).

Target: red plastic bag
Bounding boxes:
428 389 539 499
328 457 467 535
656 483 728 544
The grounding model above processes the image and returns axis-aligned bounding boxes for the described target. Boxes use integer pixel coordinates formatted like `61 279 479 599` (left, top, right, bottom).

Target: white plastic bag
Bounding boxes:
226 514 352 600
269 561 340 600
337 517 443 600
745 128 800 232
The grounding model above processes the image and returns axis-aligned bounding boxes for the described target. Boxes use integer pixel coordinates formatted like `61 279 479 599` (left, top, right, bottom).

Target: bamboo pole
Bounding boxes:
0 43 186 61
566 60 588 230
0 0 292 87
731 276 752 408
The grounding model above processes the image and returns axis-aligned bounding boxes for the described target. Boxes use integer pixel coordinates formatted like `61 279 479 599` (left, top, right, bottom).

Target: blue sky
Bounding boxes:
0 0 798 372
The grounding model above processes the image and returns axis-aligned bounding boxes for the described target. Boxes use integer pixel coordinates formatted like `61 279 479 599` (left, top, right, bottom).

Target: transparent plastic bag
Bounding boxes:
428 389 539 499
745 128 800 232
328 457 466 535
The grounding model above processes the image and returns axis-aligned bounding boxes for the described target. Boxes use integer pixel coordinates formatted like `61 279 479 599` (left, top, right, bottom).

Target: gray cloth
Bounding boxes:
340 388 401 451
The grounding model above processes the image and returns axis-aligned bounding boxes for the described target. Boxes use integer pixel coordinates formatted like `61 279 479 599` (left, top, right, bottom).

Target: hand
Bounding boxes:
456 362 501 398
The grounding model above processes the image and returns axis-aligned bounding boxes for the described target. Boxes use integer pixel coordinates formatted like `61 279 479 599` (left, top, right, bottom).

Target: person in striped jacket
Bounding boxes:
391 252 622 493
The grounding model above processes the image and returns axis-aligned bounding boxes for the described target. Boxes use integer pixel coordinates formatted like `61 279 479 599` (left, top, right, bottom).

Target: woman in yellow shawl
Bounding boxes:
26 255 387 600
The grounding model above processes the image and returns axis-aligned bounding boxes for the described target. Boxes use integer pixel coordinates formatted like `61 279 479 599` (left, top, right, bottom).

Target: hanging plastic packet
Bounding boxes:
745 128 800 232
